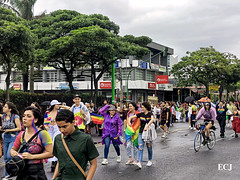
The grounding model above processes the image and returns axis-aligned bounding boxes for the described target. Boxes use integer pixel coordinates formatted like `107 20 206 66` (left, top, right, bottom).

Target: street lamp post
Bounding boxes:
112 61 115 104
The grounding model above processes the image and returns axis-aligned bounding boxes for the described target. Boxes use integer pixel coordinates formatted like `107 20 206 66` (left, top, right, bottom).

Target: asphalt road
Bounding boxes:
1 121 240 180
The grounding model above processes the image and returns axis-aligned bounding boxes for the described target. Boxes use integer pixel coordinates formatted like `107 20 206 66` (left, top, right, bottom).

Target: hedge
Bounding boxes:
0 90 104 115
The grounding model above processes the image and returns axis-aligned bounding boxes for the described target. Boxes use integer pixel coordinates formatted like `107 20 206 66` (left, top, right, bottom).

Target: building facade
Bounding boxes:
0 42 178 103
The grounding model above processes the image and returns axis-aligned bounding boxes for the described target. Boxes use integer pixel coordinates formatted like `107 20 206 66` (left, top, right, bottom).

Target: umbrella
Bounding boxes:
184 96 195 103
198 97 211 102
40 101 50 106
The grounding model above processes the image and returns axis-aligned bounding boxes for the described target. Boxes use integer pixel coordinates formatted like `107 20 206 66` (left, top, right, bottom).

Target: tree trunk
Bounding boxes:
22 71 29 92
205 84 210 98
30 64 34 93
226 89 229 101
93 72 98 106
6 60 11 101
219 85 223 101
91 62 94 102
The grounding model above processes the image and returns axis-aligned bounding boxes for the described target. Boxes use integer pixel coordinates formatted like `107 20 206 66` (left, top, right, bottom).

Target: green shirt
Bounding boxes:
53 126 99 180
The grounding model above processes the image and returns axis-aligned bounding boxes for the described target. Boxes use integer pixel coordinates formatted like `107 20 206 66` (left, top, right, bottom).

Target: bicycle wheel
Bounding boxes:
194 132 202 152
207 131 216 150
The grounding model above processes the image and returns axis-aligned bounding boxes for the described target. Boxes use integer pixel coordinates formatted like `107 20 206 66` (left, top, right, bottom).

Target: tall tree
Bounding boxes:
171 46 226 97
1 0 37 92
0 7 34 100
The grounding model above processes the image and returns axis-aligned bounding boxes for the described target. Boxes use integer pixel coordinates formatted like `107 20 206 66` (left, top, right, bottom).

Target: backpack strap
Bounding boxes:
19 130 42 153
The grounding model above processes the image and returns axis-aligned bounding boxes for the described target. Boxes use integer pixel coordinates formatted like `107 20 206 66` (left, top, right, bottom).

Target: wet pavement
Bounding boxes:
1 121 240 180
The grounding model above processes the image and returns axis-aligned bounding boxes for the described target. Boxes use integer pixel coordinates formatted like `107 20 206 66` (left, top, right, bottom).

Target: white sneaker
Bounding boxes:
136 162 142 169
146 161 153 167
190 127 193 130
189 126 191 129
102 158 108 165
2 177 12 180
117 156 121 163
125 159 132 165
161 134 166 138
193 128 196 130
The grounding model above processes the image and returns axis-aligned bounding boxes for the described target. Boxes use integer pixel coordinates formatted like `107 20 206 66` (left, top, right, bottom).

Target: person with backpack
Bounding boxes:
1 102 21 179
10 106 53 179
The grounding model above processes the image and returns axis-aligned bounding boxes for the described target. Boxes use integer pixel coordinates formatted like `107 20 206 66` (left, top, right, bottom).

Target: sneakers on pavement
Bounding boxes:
131 160 138 165
125 159 132 165
136 162 142 169
146 161 153 167
117 156 121 163
102 158 108 165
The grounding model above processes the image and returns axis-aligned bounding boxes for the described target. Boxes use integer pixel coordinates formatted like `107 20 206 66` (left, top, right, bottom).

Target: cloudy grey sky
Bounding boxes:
34 0 240 59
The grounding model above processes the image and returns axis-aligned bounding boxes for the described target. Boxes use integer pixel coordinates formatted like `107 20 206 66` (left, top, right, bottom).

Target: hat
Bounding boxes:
108 105 116 111
50 100 61 106
74 94 81 98
6 155 25 177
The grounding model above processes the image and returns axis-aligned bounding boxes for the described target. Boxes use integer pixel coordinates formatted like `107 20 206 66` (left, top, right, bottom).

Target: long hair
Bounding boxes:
5 102 19 115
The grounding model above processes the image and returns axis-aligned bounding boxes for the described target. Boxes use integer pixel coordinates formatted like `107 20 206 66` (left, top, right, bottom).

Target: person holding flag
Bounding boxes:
125 102 140 165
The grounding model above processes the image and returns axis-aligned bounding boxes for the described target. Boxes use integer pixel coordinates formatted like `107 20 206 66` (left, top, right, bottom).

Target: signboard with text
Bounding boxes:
148 82 156 89
100 82 112 89
156 75 169 84
13 84 21 90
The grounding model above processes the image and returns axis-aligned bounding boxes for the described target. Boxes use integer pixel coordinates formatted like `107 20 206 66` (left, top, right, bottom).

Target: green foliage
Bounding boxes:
0 7 34 100
171 46 240 97
0 90 104 114
30 9 151 95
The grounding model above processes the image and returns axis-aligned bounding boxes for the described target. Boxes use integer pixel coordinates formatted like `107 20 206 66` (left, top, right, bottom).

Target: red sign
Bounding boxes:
148 82 156 89
156 75 169 84
100 82 112 89
13 84 21 90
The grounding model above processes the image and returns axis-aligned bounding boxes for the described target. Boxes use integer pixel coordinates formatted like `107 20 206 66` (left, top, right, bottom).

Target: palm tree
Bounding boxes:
1 0 37 92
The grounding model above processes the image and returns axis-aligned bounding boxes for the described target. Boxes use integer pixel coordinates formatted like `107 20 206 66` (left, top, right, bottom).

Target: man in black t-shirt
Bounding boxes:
216 101 227 138
160 102 170 138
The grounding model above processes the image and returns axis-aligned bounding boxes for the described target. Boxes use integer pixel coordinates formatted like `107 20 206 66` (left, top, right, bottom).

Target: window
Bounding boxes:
46 72 57 82
146 71 154 81
135 69 144 80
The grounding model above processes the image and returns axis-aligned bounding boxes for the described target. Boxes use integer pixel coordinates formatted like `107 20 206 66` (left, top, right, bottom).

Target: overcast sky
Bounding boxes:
34 0 240 59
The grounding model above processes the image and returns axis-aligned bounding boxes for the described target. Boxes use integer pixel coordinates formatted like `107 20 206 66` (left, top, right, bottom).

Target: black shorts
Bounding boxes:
156 115 160 119
204 120 214 126
160 119 167 126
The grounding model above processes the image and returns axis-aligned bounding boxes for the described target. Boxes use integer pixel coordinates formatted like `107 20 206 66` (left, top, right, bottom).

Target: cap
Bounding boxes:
74 94 81 98
50 100 61 106
108 105 116 111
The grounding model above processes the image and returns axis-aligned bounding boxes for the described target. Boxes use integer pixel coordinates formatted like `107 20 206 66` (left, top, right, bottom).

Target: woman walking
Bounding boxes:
10 106 53 179
99 104 122 165
129 102 155 169
1 102 21 178
44 100 61 172
125 102 140 165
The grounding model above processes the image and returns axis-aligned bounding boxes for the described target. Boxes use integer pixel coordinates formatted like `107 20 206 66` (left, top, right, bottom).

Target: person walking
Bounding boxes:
160 102 170 138
69 95 90 132
99 104 122 165
128 102 155 169
1 102 21 179
52 109 99 180
10 106 53 180
216 101 228 138
125 102 140 165
44 100 61 172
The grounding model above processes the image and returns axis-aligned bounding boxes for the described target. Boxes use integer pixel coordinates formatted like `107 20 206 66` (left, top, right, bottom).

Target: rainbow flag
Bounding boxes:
125 112 140 147
90 113 104 125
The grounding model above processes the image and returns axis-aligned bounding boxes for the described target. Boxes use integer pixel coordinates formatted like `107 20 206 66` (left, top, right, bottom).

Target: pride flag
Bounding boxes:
90 113 104 125
125 112 140 147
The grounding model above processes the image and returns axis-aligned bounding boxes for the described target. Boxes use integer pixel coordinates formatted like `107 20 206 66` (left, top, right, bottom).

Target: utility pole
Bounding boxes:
112 58 116 104
119 59 123 108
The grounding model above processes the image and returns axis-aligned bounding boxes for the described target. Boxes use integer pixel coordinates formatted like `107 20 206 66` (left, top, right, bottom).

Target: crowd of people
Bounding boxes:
0 95 240 180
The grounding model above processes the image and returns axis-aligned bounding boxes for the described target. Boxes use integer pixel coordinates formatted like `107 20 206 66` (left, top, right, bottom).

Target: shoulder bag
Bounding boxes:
61 134 86 177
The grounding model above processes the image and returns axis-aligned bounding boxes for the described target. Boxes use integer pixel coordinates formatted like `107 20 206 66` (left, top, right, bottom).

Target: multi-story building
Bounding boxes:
0 42 178 103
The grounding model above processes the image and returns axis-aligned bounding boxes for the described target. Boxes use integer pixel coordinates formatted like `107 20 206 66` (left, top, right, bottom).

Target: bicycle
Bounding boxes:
194 121 216 152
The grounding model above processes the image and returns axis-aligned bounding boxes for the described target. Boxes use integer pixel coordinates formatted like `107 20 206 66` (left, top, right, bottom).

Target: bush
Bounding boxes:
0 90 104 115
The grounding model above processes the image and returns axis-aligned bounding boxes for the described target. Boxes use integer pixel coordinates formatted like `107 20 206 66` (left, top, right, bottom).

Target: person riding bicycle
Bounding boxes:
195 102 217 144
